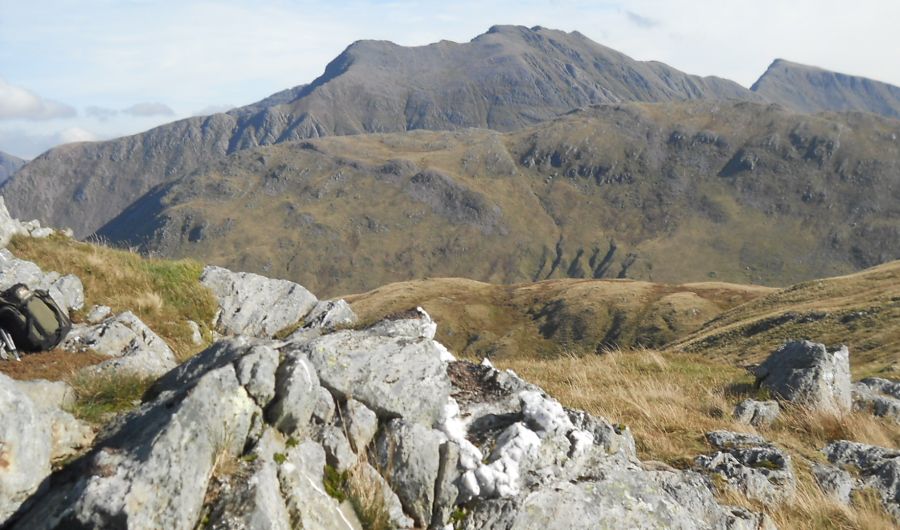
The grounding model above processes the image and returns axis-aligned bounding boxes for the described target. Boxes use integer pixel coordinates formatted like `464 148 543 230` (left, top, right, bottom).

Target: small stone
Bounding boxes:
86 305 112 324
733 399 780 427
754 340 851 413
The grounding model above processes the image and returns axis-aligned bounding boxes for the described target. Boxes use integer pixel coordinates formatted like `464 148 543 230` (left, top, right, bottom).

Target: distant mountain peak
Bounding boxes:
752 59 900 118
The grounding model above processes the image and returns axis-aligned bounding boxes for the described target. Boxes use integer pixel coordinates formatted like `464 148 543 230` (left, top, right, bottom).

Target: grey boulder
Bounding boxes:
733 399 780 427
753 340 851 413
852 377 900 423
822 440 900 521
0 249 84 312
303 329 452 425
64 311 177 376
695 430 796 505
201 265 317 338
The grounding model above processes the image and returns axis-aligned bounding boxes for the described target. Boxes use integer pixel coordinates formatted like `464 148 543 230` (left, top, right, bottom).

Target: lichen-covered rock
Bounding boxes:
343 398 378 452
286 299 357 343
375 419 444 528
64 311 177 376
852 377 900 423
266 352 321 436
6 364 259 530
317 425 356 473
276 439 359 530
0 373 53 522
753 340 851 413
85 304 111 324
812 463 855 504
201 265 318 338
0 249 84 312
204 428 292 530
695 430 796 505
365 306 438 340
0 197 27 248
733 399 780 427
822 440 900 521
304 330 451 425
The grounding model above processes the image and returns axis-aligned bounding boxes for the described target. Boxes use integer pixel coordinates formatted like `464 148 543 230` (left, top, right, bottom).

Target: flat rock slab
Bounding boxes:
201 265 317 338
302 330 451 425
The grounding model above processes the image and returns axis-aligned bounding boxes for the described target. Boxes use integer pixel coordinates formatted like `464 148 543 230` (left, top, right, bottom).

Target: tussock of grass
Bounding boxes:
9 234 217 361
496 349 900 528
66 371 155 425
324 456 391 530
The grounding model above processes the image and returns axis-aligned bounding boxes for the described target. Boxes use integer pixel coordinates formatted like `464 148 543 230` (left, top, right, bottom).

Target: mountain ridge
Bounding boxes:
96 100 900 297
2 24 758 238
752 58 900 118
0 150 24 184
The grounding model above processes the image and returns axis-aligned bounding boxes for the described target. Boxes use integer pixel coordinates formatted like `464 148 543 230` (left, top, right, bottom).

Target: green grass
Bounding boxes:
66 371 156 425
9 233 217 361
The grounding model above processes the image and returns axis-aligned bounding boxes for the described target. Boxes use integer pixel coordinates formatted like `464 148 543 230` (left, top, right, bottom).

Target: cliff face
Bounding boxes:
2 25 757 238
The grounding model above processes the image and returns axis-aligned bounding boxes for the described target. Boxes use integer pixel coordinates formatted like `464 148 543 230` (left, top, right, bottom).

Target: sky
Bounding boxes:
1 0 898 159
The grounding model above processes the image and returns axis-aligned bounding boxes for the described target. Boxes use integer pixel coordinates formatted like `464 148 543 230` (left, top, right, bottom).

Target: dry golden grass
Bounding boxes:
346 276 767 360
494 349 900 528
9 234 217 361
670 260 900 379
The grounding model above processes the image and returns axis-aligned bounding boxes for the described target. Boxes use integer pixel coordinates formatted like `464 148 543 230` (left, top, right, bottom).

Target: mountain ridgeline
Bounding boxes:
0 151 24 185
98 101 900 297
3 25 756 238
752 59 900 119
3 25 900 296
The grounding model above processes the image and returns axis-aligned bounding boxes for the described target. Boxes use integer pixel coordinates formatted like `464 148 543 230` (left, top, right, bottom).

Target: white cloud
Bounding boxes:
192 104 236 116
86 105 119 121
0 126 99 159
121 102 175 117
0 78 76 121
625 10 658 29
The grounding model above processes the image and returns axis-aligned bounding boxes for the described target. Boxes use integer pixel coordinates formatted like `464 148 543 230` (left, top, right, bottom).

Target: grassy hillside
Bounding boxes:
668 260 900 379
346 277 770 359
98 100 900 297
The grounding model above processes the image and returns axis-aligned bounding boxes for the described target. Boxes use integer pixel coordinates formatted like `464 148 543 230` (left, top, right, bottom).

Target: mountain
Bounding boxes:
97 100 900 297
1 25 757 238
0 150 25 184
752 58 900 118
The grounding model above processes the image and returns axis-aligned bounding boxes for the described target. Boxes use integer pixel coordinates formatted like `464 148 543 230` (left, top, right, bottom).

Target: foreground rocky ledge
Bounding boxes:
3 304 772 530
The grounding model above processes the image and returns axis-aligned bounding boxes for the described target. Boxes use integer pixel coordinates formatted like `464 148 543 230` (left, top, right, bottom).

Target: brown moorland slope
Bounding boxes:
97 100 900 297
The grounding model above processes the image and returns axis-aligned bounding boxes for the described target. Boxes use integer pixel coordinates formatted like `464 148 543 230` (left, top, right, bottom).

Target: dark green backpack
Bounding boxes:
0 283 71 352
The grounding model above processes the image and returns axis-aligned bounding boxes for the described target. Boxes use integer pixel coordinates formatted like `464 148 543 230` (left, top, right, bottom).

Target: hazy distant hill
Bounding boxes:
752 59 900 118
2 25 757 237
0 150 24 184
98 101 900 297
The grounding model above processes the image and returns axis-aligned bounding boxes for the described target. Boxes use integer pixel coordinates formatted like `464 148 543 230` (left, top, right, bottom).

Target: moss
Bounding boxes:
323 465 348 502
273 453 287 465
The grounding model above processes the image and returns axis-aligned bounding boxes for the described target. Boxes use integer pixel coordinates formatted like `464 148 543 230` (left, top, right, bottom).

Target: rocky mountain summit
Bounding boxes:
752 59 900 119
2 25 755 239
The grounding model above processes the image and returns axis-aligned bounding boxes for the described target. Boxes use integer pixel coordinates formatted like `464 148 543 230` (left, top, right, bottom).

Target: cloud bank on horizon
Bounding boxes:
0 0 897 158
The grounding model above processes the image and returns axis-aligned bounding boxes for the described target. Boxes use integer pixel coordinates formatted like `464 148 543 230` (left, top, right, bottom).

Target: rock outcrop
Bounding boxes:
0 248 83 313
0 374 92 521
852 377 900 423
0 198 56 249
820 440 900 521
4 306 772 529
695 431 796 506
753 340 852 413
200 265 318 338
63 311 178 377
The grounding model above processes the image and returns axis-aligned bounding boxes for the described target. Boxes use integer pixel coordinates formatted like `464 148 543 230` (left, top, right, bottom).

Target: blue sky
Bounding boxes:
1 0 897 159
